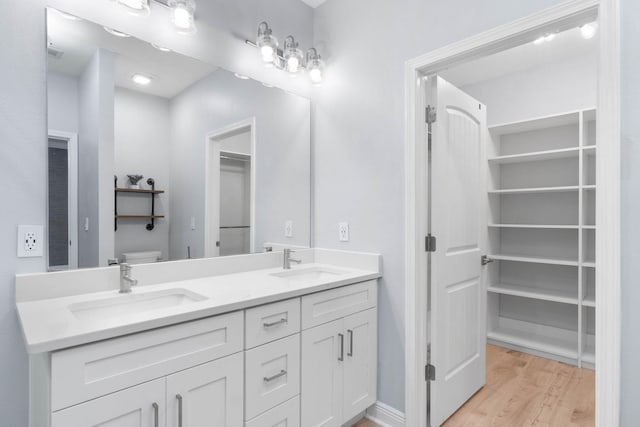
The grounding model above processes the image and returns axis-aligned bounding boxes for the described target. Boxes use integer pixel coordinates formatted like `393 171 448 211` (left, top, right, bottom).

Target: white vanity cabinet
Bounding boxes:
31 280 378 427
300 281 378 427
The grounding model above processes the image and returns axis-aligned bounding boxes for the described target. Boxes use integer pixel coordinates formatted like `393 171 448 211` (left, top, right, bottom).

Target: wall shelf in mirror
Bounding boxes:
114 177 164 231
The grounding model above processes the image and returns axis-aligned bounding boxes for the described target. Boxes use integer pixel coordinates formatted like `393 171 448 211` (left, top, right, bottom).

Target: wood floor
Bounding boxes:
353 344 594 427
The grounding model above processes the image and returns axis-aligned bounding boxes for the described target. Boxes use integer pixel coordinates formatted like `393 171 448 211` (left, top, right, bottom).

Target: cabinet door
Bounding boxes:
301 319 344 427
343 308 377 421
166 352 243 427
51 378 165 427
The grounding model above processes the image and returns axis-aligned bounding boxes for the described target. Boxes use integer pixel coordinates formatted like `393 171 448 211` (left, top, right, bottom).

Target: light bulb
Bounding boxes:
309 68 323 85
261 45 275 63
581 22 598 39
173 6 190 29
287 57 300 73
168 0 196 35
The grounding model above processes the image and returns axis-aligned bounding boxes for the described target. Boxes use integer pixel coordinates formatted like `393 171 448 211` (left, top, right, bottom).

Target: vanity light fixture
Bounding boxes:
132 73 153 85
248 22 327 85
581 22 598 39
104 26 132 37
168 0 197 35
113 0 151 16
257 22 279 66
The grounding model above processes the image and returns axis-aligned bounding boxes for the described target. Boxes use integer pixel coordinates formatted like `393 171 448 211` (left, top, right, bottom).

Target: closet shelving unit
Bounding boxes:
486 108 596 369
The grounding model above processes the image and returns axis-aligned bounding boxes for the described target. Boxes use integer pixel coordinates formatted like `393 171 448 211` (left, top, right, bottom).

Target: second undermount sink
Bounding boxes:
68 288 208 321
270 266 350 282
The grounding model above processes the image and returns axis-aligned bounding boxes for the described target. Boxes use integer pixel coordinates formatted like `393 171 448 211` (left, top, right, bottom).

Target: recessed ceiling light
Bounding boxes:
234 73 250 80
103 27 131 38
151 43 172 52
52 9 81 20
533 36 546 45
581 22 598 39
262 83 274 88
132 74 152 85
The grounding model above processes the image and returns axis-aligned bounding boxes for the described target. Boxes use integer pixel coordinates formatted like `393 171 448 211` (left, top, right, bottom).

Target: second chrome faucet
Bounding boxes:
119 263 138 293
283 248 301 269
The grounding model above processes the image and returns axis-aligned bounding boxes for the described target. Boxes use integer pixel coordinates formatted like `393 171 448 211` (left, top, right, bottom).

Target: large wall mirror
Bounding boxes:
46 8 311 270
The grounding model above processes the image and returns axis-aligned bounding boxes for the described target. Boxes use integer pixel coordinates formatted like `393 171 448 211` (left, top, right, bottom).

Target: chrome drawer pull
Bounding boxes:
152 402 159 427
338 333 344 361
347 329 354 357
263 370 287 382
263 318 287 328
176 394 183 427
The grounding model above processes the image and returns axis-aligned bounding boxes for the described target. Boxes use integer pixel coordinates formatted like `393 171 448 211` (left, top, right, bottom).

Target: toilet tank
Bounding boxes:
121 251 162 265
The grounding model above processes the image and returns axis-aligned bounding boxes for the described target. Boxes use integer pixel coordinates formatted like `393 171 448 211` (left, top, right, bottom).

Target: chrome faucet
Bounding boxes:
119 263 138 293
283 248 301 270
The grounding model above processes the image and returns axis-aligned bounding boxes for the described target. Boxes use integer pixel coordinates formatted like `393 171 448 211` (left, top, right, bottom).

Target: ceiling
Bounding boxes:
47 8 217 99
440 26 597 87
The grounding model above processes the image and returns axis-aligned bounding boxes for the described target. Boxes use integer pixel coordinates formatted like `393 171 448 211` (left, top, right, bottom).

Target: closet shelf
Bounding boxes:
488 186 580 195
583 185 596 190
583 260 596 268
488 283 578 305
583 145 597 152
490 254 579 267
488 147 579 164
488 224 580 230
583 296 596 307
489 111 580 136
488 325 578 360
583 225 596 230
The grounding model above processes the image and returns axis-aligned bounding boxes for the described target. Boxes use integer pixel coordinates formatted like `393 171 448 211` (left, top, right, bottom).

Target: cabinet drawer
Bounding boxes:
301 280 377 329
245 334 300 420
245 298 300 349
245 396 300 427
51 311 243 411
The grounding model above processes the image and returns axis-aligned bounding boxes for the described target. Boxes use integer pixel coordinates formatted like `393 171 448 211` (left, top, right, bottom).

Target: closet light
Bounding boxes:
114 0 150 16
168 0 197 35
132 74 152 85
257 22 279 66
581 22 598 39
103 26 131 37
284 36 304 76
306 48 325 85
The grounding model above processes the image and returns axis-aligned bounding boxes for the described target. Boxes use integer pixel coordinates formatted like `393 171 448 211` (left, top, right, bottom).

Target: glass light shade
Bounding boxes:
307 58 325 85
257 22 278 66
168 0 197 35
115 0 150 16
284 36 303 75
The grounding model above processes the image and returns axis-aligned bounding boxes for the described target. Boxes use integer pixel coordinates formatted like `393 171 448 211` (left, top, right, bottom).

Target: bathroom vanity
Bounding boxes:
17 249 380 427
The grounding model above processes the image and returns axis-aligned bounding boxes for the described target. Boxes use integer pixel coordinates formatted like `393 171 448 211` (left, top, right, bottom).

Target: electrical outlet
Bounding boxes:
17 225 43 258
190 216 196 231
284 220 293 238
339 222 350 242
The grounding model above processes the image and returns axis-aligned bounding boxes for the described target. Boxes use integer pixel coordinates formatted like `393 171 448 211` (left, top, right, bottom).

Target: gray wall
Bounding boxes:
77 49 114 268
47 71 78 133
169 69 311 260
311 0 580 412
114 88 171 261
620 0 640 423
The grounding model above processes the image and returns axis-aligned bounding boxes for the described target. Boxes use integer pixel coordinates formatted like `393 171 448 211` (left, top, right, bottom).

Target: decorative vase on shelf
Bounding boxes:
127 174 144 189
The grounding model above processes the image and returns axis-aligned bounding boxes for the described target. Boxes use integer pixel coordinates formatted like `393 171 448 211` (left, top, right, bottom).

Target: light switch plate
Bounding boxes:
17 225 44 258
284 220 293 238
339 222 349 242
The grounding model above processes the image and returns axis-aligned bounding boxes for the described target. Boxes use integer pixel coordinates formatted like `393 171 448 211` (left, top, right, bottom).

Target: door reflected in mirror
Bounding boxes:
46 8 311 270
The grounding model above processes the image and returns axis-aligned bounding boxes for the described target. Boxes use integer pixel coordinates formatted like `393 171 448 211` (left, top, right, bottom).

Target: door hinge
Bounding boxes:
425 234 437 252
425 364 436 381
425 106 437 125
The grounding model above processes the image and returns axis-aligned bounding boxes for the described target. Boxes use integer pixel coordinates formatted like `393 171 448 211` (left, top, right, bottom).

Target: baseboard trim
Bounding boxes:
366 401 406 427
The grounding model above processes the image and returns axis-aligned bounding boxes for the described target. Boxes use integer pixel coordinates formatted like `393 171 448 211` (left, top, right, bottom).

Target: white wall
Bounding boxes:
459 50 597 125
114 87 171 261
47 71 78 133
311 0 574 413
169 69 310 260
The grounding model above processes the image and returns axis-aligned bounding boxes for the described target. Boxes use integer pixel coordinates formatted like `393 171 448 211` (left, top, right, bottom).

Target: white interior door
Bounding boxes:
429 76 487 426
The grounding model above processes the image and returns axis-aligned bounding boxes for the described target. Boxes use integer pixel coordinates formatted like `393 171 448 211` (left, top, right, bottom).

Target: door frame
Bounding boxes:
204 118 256 257
47 129 79 270
404 1 619 426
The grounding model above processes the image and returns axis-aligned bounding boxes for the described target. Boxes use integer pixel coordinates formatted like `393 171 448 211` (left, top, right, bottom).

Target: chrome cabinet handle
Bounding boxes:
263 318 287 328
264 369 287 382
152 402 159 427
338 333 344 361
176 394 183 427
347 329 354 357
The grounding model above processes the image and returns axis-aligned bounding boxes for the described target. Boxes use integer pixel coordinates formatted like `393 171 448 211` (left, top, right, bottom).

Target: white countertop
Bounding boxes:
17 262 380 354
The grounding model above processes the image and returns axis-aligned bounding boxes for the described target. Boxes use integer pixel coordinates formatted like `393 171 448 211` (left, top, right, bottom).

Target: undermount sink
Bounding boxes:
270 266 349 282
68 288 207 321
